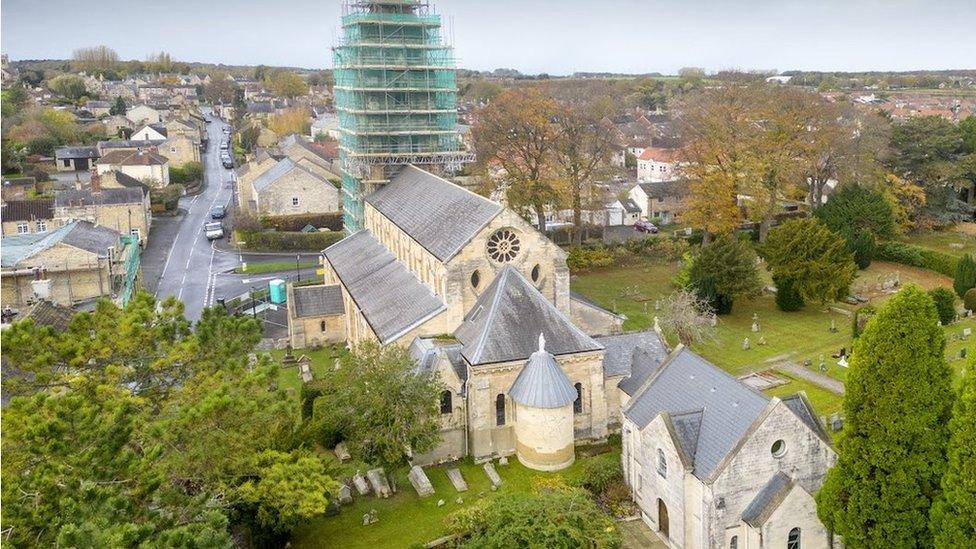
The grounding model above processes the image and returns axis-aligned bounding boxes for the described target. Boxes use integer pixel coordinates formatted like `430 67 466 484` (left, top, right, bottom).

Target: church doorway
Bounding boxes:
657 498 669 539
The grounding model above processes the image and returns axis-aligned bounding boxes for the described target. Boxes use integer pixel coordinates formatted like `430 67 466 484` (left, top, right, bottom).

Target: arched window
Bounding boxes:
470 270 481 289
320 320 327 332
729 535 738 549
787 528 801 549
657 448 668 478
440 390 452 415
574 382 583 414
495 394 506 426
531 264 541 283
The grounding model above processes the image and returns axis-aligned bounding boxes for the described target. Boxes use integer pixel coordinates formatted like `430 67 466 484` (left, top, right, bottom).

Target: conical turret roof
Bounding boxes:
508 334 577 409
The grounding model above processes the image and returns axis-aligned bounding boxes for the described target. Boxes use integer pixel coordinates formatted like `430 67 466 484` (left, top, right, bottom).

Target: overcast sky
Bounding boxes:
2 0 974 74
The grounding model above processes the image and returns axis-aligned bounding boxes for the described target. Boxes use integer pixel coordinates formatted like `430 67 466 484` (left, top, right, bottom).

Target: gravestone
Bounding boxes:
483 462 502 488
367 468 392 498
334 442 351 462
437 499 445 507
447 468 469 492
963 328 972 339
757 336 767 346
299 359 313 383
751 313 760 333
498 456 508 465
829 414 844 432
339 484 352 504
829 319 837 333
408 465 435 497
352 472 370 495
742 338 750 351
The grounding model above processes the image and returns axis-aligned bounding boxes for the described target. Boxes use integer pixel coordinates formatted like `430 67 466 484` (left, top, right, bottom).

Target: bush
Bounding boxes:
928 287 957 325
852 304 877 339
849 230 876 270
954 254 976 298
168 161 203 185
573 455 622 495
774 277 805 312
260 212 343 232
964 288 976 312
875 241 959 278
236 229 345 252
26 136 58 156
567 246 614 271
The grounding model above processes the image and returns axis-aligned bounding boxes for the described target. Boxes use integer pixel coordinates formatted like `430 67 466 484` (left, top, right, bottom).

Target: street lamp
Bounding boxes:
296 254 301 282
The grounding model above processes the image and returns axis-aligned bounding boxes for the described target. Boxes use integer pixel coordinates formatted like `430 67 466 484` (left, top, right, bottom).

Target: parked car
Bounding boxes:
204 221 224 240
220 141 229 150
222 156 234 169
635 220 659 234
210 205 226 219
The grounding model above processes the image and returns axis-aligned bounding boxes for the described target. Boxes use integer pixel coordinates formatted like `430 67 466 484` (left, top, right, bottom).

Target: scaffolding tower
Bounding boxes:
334 0 473 232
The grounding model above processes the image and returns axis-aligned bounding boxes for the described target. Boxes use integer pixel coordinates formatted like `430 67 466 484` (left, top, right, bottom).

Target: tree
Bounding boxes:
473 87 562 231
204 74 238 105
929 355 976 547
553 94 616 244
928 287 957 325
268 107 311 135
266 71 308 99
762 218 856 310
954 254 976 298
815 183 896 241
72 45 119 75
689 235 762 314
448 484 620 548
311 341 442 470
144 51 175 74
1 294 337 546
48 73 88 101
816 286 953 548
848 229 877 270
109 96 127 116
658 289 716 345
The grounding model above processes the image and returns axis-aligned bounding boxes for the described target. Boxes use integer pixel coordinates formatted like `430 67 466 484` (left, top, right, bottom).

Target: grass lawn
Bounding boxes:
236 261 318 275
763 371 845 417
291 449 620 549
570 261 679 331
267 345 347 395
900 224 976 258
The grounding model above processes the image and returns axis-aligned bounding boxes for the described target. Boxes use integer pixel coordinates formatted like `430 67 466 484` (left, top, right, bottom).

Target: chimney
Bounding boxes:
90 166 101 192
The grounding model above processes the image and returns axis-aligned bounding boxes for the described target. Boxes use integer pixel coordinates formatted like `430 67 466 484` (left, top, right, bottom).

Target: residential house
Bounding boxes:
85 100 112 117
125 104 161 126
54 146 100 172
637 147 683 182
131 124 168 141
1 199 57 236
97 139 165 156
237 158 340 216
1 176 38 201
54 183 151 245
102 114 133 137
95 150 169 188
1 220 140 308
610 198 642 226
622 346 835 549
628 180 690 225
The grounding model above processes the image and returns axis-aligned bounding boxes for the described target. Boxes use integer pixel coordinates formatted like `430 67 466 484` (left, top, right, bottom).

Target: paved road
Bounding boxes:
145 114 238 321
776 361 846 395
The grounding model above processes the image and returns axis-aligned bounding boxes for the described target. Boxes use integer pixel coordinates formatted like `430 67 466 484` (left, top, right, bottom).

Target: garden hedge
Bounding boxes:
237 229 345 252
875 241 959 278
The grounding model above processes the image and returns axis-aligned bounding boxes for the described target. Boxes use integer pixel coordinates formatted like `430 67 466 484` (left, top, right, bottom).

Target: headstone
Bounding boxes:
654 299 660 311
498 456 508 465
339 484 352 504
353 472 370 495
818 354 827 373
829 319 837 333
963 328 972 339
437 499 445 507
483 462 502 488
456 497 464 504
447 468 469 492
838 356 849 368
334 442 351 462
757 336 767 346
367 468 392 498
653 316 661 333
830 414 844 432
741 337 750 351
299 361 313 383
363 513 371 526
408 465 435 497
803 359 812 367
751 321 760 333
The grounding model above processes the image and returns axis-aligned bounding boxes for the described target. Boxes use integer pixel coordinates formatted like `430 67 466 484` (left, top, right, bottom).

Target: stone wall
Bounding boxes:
570 296 624 337
258 169 340 216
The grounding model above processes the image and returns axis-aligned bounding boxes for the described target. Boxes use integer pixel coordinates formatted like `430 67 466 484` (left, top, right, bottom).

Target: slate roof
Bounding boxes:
781 394 831 444
17 300 75 332
292 284 344 318
637 180 691 199
508 336 578 409
54 146 99 160
623 346 770 481
97 149 168 166
323 230 445 344
620 197 642 214
595 331 668 379
410 337 468 385
251 158 325 193
2 199 54 221
98 139 166 150
741 472 794 527
454 265 602 366
55 187 145 207
1 221 119 267
618 346 668 396
366 165 502 262
105 170 147 189
248 101 274 114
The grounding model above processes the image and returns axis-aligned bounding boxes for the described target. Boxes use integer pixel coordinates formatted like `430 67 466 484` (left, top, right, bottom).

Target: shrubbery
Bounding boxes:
965 288 976 312
573 455 622 495
260 212 343 232
168 161 203 185
567 246 614 270
774 276 805 312
875 241 959 277
954 254 976 298
849 230 877 269
236 229 344 252
928 287 957 325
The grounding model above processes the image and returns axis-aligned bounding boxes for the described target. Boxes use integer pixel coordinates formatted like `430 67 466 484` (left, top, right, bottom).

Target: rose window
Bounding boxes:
486 229 521 262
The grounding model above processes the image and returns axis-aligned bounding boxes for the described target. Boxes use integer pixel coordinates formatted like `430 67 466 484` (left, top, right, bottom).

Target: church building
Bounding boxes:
286 165 836 547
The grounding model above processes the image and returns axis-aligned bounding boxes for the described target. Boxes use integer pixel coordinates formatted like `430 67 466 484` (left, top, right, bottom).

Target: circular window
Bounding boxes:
470 270 481 289
531 264 541 283
771 440 787 458
486 229 521 263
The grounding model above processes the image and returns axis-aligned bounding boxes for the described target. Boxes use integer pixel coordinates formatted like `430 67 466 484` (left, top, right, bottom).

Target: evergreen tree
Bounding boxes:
815 183 897 241
762 218 856 310
928 287 957 325
954 254 976 298
929 356 976 547
816 286 953 548
689 234 763 314
109 96 127 116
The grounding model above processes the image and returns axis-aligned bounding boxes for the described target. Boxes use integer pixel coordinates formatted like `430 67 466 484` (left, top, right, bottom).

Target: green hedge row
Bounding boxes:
260 212 343 232
237 229 345 252
875 241 959 277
